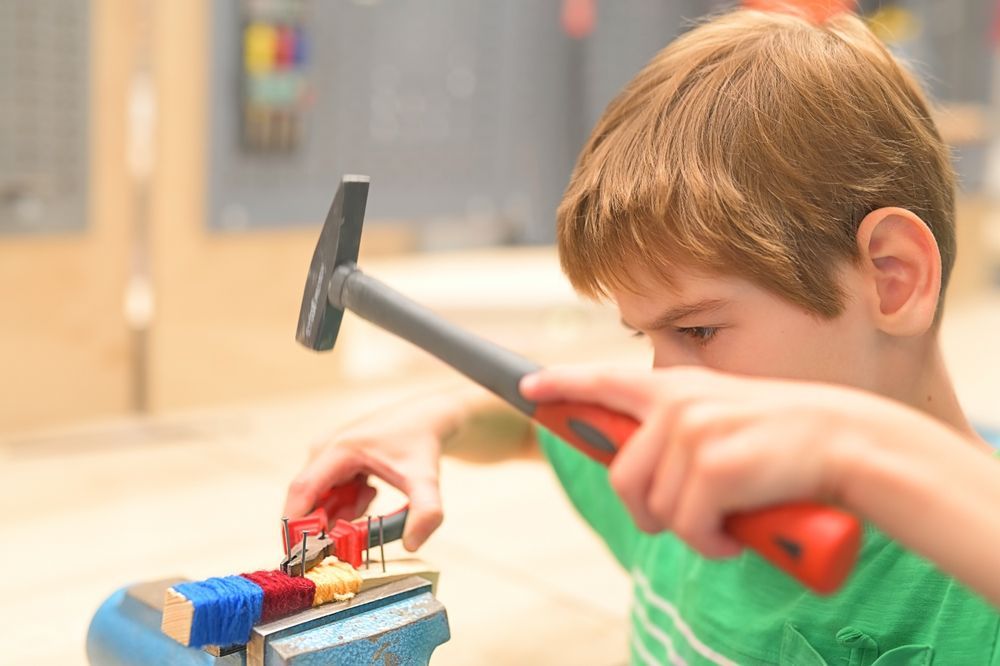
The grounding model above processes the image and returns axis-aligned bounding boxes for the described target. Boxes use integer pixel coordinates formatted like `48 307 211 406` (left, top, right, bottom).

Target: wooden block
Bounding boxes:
359 557 439 594
160 587 194 647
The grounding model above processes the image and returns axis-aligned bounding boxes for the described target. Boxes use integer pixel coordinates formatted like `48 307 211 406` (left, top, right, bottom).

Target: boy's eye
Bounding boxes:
675 326 719 345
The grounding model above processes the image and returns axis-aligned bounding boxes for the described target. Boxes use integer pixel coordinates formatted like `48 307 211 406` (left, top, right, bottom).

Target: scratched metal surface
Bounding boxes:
264 580 449 665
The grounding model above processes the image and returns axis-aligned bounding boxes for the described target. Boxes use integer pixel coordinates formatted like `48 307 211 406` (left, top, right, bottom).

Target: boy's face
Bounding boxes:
615 264 885 392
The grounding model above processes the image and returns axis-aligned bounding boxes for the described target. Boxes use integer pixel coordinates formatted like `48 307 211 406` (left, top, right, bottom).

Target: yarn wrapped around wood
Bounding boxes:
161 557 361 648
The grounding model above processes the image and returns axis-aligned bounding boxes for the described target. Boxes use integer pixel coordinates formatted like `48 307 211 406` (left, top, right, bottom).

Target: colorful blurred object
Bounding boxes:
240 3 310 153
742 0 857 23
865 5 920 45
994 0 1000 45
561 0 596 39
244 22 276 75
276 25 296 68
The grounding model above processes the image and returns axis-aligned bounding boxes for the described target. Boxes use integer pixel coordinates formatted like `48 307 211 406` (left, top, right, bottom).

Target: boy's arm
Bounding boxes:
283 384 533 550
841 420 1000 608
521 366 1000 607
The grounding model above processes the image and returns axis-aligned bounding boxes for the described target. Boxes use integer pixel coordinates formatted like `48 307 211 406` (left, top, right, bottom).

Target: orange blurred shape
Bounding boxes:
561 0 596 39
743 0 857 23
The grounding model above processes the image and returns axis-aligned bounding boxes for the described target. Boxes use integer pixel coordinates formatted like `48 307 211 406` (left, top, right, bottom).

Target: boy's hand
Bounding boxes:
283 397 456 551
521 366 875 558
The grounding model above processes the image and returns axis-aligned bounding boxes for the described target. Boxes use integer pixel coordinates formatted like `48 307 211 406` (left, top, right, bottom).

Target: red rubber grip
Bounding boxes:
533 401 862 594
314 474 367 520
284 474 368 553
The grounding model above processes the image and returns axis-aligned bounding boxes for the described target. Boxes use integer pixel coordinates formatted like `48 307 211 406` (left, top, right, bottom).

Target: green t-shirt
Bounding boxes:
538 428 1000 665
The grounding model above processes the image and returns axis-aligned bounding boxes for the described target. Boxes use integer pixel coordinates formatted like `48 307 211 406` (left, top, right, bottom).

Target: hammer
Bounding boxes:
296 175 861 595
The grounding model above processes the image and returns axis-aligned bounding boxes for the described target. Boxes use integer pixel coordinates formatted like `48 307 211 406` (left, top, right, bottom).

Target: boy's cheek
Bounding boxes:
648 332 752 372
649 338 711 369
660 327 872 388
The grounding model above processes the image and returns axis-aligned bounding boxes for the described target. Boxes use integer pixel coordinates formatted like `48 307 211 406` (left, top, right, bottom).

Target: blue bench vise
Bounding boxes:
86 575 450 665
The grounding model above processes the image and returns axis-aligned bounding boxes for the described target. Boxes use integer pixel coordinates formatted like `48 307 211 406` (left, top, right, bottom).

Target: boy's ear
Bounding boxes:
856 207 942 336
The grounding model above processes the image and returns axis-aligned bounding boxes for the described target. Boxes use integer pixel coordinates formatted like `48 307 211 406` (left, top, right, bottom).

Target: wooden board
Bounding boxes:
359 557 439 595
160 587 194 647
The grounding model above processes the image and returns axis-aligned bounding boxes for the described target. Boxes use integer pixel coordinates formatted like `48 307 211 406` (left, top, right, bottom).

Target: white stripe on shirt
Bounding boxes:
633 569 738 666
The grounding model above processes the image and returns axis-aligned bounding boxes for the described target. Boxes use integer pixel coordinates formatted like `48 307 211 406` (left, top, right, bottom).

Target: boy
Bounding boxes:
286 8 1000 663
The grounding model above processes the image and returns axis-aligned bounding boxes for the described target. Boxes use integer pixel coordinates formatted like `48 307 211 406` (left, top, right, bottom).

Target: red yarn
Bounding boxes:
241 570 316 623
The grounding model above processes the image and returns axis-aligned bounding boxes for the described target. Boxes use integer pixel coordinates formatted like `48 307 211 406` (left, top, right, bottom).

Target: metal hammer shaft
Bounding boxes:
329 263 540 415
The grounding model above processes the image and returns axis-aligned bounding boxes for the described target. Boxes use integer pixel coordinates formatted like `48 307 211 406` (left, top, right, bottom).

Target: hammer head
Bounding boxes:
296 175 370 351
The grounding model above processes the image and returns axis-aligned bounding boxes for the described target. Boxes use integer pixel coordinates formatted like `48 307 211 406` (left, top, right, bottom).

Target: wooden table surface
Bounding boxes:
0 379 631 665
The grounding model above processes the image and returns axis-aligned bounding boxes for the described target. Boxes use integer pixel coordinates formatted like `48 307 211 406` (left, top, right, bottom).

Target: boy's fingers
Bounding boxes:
671 464 744 559
520 367 658 418
283 447 366 518
400 479 444 551
645 425 693 529
288 461 444 551
671 426 805 560
646 400 741 526
327 483 377 524
608 415 675 532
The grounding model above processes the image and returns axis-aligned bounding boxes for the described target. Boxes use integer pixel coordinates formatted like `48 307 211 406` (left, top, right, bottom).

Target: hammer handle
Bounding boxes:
533 401 861 595
335 266 541 412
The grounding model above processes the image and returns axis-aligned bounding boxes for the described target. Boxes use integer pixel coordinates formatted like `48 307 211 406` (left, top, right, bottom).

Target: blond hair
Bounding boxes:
558 9 955 317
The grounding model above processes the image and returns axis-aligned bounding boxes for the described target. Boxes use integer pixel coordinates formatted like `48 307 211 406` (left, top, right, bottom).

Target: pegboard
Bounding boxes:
207 0 582 244
208 1 995 238
0 1 90 234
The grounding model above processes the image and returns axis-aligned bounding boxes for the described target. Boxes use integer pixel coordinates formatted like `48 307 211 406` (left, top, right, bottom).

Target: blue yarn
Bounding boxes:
174 575 264 648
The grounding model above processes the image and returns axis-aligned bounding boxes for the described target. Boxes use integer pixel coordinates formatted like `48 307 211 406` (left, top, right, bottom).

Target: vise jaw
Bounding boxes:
87 575 450 665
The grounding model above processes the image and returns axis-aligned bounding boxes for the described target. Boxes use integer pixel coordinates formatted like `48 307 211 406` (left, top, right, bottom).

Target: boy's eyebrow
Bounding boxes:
623 298 729 331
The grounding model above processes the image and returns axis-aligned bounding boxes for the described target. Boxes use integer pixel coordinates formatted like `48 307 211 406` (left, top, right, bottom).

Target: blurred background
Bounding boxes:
1 1 998 664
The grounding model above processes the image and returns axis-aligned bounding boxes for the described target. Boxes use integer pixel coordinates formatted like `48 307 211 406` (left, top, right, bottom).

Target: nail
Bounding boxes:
379 516 385 573
366 515 372 570
301 531 309 577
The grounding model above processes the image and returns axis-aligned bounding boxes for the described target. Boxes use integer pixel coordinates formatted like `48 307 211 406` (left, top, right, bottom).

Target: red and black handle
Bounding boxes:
534 401 862 595
284 475 410 569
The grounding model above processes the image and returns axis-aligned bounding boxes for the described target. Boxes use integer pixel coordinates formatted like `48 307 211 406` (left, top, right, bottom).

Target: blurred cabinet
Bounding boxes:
0 0 134 433
0 2 89 234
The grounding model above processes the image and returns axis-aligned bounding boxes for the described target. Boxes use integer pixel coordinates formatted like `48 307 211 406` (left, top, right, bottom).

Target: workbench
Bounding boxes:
1 381 631 664
88 576 449 665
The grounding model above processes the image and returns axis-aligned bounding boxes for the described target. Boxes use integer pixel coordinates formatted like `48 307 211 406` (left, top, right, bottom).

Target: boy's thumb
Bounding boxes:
401 480 444 551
